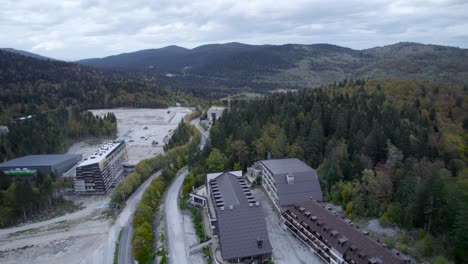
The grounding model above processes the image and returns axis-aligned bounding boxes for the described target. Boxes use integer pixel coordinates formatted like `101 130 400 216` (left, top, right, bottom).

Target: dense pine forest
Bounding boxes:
0 50 198 227
0 106 117 162
0 106 117 226
0 50 191 123
185 79 467 263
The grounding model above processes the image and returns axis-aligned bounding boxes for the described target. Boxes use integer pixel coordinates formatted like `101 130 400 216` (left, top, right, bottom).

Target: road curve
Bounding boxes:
191 118 208 149
107 170 160 264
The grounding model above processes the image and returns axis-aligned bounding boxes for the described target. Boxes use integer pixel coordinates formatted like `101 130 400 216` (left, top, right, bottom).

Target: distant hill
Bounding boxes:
77 42 468 92
0 48 57 61
0 50 187 122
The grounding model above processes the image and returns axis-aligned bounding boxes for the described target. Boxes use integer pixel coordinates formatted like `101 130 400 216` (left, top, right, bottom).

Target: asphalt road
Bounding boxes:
191 118 208 149
118 225 133 264
165 168 190 264
115 171 160 264
164 118 208 264
117 117 207 264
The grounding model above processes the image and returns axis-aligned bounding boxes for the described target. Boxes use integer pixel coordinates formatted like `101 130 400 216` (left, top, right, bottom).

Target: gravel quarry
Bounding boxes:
68 107 192 164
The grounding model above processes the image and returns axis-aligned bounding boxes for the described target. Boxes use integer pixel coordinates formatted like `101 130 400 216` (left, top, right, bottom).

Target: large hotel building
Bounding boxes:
74 141 127 194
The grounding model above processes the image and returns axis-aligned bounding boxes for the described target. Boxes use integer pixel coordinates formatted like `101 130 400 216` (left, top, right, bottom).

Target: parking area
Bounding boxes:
252 188 322 264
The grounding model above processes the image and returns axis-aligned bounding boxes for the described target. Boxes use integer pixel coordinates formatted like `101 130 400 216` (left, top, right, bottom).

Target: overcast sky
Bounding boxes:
1 0 467 60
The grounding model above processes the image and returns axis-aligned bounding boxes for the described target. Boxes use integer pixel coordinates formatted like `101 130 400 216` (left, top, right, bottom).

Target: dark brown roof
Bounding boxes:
284 200 405 264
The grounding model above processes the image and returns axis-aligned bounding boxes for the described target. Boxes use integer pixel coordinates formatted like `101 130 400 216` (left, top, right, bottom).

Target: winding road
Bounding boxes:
117 117 208 264
113 171 161 264
164 118 208 264
164 168 190 264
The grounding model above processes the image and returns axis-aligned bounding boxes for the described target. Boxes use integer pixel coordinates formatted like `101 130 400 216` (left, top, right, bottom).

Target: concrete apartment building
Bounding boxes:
259 158 323 212
0 154 82 176
282 200 410 264
188 171 273 263
207 106 225 123
74 140 127 194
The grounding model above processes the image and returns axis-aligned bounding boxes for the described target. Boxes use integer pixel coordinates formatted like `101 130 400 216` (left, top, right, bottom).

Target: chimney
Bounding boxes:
267 151 272 160
257 237 264 248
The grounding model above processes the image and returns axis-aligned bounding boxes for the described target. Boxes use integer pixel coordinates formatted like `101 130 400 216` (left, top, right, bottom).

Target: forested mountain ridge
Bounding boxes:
0 48 56 61
201 79 467 262
77 42 468 92
0 50 188 123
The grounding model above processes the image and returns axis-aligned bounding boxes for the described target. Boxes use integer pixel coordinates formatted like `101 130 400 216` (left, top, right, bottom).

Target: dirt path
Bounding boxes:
0 197 106 237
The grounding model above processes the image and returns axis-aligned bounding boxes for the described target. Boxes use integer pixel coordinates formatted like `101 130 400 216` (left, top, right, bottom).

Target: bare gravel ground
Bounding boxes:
68 107 192 163
0 107 190 264
0 197 110 264
183 213 205 264
253 188 322 264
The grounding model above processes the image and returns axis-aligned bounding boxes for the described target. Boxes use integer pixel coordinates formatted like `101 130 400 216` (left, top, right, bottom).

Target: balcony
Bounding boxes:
283 212 343 264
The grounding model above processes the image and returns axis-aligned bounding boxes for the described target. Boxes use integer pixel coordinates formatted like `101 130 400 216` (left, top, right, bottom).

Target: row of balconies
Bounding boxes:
283 213 345 264
284 219 335 264
262 170 277 193
262 175 279 201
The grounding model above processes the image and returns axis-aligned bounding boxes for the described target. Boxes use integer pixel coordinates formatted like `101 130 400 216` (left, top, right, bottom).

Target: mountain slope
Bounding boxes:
77 42 468 91
0 48 57 61
0 50 183 122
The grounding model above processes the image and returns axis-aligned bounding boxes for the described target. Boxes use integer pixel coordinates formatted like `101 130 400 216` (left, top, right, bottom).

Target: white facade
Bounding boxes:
207 106 225 122
0 126 9 135
74 141 128 194
260 162 281 212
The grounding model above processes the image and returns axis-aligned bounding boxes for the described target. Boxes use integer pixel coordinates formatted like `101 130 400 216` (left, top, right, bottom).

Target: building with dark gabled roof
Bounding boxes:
205 171 272 263
282 200 409 264
259 158 323 212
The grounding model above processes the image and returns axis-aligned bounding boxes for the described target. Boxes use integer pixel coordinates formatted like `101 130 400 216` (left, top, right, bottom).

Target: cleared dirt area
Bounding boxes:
0 107 190 264
0 196 110 264
68 107 192 163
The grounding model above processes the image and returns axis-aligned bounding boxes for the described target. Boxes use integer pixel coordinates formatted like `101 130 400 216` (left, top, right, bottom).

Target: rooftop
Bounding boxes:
207 106 225 111
209 172 272 260
285 200 405 264
260 158 323 205
78 141 124 167
0 154 82 168
261 158 314 174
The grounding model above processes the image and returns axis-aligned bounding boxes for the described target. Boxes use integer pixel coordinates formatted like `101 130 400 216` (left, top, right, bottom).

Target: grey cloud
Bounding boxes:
0 0 466 60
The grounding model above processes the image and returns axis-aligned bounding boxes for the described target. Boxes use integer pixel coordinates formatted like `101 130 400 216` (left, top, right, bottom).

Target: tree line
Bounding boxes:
0 50 194 123
185 79 467 263
109 117 201 263
0 107 117 227
0 106 117 162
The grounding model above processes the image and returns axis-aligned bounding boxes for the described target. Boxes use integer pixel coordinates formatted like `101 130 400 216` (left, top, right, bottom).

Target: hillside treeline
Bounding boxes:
204 79 467 262
0 169 65 226
0 106 117 162
0 50 188 123
109 118 201 263
163 120 192 151
0 107 117 226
